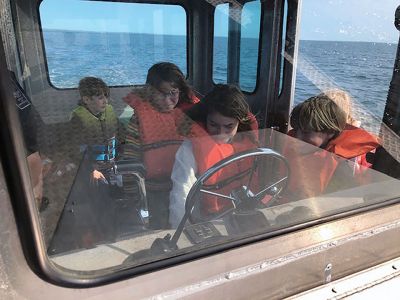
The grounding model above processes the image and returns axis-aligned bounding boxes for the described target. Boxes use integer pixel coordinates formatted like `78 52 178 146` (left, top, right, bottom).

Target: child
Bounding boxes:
70 76 119 182
169 84 258 228
287 94 380 199
64 76 120 248
290 94 379 166
123 62 199 229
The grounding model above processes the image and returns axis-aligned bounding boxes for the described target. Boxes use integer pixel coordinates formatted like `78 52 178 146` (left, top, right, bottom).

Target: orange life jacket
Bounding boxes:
285 144 339 199
124 92 185 179
191 123 259 215
286 125 380 199
325 124 380 168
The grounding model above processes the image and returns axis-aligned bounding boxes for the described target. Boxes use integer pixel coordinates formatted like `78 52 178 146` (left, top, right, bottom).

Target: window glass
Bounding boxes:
239 1 261 92
213 1 261 92
294 1 398 120
292 0 400 185
4 0 400 281
40 1 187 88
49 128 400 272
213 4 229 85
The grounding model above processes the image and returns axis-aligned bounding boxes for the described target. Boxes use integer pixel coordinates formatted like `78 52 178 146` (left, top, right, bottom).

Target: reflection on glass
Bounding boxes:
50 129 400 272
239 1 261 92
30 0 400 277
213 2 261 92
213 3 229 85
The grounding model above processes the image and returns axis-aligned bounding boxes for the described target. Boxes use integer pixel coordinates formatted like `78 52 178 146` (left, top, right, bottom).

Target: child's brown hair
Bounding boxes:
78 77 110 104
146 62 193 105
180 84 253 136
290 94 347 135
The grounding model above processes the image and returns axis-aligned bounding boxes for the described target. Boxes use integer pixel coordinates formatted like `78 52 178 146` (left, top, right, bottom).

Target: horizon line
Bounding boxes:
42 28 398 44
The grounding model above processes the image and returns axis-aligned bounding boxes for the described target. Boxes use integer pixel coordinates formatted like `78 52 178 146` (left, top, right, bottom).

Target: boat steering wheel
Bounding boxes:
184 148 290 223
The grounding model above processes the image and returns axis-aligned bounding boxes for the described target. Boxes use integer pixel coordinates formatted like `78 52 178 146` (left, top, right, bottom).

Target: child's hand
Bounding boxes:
91 170 108 185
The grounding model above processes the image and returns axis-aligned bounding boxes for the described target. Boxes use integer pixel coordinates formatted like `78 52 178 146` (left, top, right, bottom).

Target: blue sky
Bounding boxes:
301 0 399 42
40 2 187 36
40 0 399 42
39 0 261 38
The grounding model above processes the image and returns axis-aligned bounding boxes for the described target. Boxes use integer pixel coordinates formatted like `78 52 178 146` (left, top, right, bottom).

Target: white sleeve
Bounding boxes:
169 140 198 228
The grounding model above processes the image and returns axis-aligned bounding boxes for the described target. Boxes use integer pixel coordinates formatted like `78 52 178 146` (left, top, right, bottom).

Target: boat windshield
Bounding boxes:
1 0 399 280
49 128 400 271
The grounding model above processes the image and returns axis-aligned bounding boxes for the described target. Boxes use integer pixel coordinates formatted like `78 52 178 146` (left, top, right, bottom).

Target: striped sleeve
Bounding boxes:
122 114 143 197
123 114 142 162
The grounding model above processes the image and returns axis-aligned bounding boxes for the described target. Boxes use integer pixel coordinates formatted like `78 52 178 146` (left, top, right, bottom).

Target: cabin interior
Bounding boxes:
1 0 400 296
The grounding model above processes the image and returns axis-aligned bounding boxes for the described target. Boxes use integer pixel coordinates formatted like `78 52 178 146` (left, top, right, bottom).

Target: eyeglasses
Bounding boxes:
157 88 180 98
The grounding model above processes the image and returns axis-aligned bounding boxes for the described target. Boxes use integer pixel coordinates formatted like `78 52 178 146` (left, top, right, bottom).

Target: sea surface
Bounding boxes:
43 30 397 120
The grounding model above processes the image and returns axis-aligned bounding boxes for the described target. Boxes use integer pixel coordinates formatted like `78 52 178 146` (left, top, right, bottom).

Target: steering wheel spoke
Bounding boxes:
253 176 288 199
185 148 290 224
199 189 236 201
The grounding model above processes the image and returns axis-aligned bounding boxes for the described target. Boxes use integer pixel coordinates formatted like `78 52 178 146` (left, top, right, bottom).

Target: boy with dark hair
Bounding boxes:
287 94 380 199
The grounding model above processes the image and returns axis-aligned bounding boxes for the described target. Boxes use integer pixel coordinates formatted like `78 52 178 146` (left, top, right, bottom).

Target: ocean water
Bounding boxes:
43 30 397 120
294 40 397 119
43 30 187 88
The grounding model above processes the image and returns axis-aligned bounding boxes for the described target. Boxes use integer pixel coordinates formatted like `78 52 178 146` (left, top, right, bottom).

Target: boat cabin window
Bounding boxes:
213 1 261 92
0 0 399 288
40 0 187 88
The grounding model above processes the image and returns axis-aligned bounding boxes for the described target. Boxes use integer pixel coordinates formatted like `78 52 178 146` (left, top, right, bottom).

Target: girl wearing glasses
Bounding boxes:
123 62 199 229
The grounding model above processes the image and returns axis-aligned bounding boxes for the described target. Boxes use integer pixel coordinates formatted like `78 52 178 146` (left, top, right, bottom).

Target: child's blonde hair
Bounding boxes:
320 89 358 126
